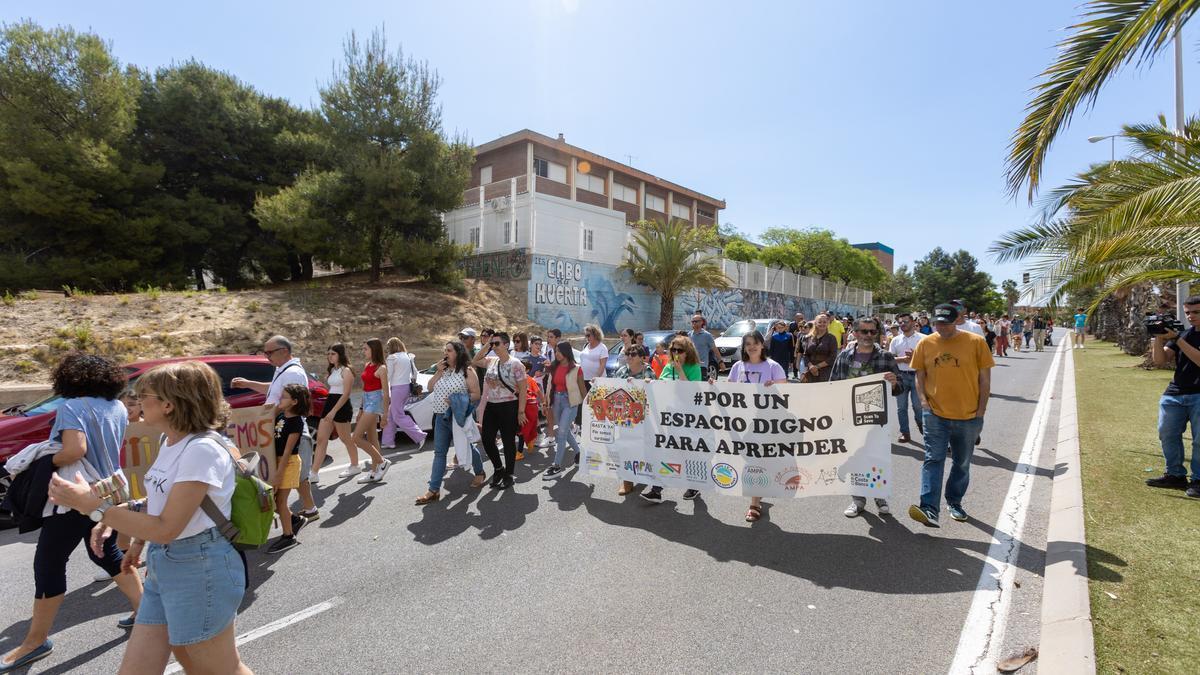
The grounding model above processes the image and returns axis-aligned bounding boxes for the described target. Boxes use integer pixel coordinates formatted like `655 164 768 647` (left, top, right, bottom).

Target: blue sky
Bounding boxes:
9 0 1199 287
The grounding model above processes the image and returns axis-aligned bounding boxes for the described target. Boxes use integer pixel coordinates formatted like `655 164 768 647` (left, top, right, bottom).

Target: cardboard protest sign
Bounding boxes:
120 405 276 499
579 375 894 498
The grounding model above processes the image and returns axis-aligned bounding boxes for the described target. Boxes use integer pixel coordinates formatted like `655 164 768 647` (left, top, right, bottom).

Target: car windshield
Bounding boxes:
721 321 760 338
18 392 65 416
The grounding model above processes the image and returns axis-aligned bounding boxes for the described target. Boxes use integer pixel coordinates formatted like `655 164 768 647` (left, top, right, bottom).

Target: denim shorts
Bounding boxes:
362 390 384 415
137 527 245 646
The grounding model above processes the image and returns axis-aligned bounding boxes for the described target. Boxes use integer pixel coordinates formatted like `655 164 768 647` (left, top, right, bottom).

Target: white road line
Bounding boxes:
164 596 343 674
949 339 1066 674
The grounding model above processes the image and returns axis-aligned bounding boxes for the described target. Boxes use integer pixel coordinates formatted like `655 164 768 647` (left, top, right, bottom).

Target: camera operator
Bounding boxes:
1146 295 1200 498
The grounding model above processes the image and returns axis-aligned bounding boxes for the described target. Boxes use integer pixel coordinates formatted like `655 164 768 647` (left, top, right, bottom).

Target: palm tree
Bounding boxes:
1005 0 1198 201
620 218 731 329
993 118 1200 349
1001 279 1019 314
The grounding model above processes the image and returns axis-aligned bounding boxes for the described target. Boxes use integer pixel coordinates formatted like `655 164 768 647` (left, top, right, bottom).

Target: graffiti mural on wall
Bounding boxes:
524 257 868 334
527 256 658 334
460 249 530 281
676 288 867 332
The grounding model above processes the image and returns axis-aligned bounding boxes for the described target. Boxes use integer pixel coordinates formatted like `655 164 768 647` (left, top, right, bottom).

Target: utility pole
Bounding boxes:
1176 25 1192 316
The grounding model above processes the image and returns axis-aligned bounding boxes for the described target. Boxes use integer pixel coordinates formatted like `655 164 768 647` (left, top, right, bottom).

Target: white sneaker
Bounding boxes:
415 435 427 450
376 459 392 481
357 469 379 484
337 467 361 479
309 471 320 485
93 569 112 583
843 502 862 518
381 443 396 450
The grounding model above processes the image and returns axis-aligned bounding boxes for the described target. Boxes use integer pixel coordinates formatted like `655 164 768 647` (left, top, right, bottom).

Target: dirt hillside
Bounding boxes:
0 274 544 384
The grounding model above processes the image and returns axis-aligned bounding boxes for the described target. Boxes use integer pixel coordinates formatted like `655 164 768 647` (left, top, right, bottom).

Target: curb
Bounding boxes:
1039 347 1096 673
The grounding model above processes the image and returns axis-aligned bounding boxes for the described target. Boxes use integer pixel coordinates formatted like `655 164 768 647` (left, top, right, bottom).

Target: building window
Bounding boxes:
575 170 605 194
644 193 665 212
503 220 519 245
533 157 566 183
613 183 638 204
671 202 691 220
479 165 492 185
697 207 715 219
468 227 480 249
582 228 594 252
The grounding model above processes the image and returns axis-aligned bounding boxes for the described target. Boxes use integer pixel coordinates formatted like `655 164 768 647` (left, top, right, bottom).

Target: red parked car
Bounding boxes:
0 355 328 528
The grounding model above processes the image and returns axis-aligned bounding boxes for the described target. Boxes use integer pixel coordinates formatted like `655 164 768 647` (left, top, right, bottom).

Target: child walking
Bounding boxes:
268 383 310 554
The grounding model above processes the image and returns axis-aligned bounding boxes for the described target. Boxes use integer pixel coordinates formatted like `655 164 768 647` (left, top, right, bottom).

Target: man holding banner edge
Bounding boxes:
831 317 905 519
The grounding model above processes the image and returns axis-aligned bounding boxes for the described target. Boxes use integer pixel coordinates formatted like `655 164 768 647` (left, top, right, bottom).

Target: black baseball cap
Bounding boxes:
934 303 959 323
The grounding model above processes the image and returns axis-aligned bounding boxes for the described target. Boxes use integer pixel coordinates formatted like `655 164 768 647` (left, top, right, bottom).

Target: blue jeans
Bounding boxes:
919 412 984 515
552 392 581 466
895 371 921 435
1158 393 1200 480
428 410 484 491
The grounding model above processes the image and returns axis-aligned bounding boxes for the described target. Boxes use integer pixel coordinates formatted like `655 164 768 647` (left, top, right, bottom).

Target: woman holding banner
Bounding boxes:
727 331 789 522
642 336 704 504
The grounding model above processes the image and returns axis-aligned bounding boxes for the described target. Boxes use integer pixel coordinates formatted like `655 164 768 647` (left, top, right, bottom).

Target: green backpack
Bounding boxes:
192 431 276 550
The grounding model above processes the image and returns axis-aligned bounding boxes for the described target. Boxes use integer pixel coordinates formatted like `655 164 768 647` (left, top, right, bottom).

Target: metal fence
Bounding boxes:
719 259 871 307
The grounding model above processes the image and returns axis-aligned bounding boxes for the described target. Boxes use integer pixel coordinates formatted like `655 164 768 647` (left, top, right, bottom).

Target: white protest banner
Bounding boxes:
579 375 894 499
120 405 277 498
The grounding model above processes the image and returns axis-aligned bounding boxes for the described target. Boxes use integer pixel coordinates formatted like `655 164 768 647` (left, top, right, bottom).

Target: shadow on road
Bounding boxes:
891 442 1055 480
575 490 1039 595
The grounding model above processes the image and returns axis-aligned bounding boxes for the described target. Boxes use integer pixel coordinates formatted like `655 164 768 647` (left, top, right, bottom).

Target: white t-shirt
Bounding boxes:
267 358 308 406
385 353 416 387
961 320 986 337
579 343 608 380
144 434 236 540
887 331 925 372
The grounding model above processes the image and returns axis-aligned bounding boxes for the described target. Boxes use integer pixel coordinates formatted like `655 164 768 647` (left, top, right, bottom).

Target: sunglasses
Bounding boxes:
263 347 285 356
670 347 685 353
858 329 878 335
490 341 502 346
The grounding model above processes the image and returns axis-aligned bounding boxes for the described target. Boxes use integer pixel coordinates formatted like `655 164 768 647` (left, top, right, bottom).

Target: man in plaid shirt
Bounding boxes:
830 317 904 519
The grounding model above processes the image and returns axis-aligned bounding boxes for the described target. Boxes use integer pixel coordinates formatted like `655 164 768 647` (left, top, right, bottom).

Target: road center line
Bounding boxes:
164 597 343 674
949 339 1065 674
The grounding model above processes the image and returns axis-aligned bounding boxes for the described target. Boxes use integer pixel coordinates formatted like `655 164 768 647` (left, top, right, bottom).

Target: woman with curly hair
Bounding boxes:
2 354 143 673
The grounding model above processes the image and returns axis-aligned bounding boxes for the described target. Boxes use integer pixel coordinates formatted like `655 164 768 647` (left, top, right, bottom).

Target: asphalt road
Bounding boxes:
0 338 1064 674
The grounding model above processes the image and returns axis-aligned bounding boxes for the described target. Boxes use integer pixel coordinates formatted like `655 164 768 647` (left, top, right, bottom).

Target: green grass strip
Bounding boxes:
1075 341 1199 674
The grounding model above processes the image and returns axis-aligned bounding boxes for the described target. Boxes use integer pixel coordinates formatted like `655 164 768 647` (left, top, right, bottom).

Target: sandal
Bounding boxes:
414 491 440 505
745 505 762 522
470 474 488 489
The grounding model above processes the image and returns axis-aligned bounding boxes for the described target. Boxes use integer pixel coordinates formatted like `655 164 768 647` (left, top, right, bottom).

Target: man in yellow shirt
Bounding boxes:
907 303 994 528
827 313 846 347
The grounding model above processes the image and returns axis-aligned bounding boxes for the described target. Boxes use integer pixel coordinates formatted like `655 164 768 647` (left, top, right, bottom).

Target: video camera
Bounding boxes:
1144 312 1186 336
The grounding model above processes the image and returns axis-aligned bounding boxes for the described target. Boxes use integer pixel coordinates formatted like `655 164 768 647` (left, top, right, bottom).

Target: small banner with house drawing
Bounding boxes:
580 376 894 498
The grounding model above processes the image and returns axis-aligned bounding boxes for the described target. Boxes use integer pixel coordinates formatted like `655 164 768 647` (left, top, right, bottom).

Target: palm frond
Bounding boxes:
1004 0 1199 200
